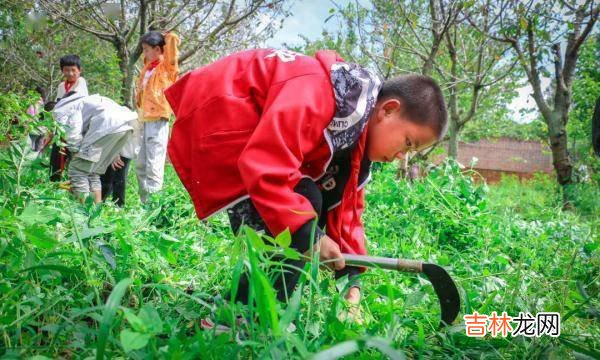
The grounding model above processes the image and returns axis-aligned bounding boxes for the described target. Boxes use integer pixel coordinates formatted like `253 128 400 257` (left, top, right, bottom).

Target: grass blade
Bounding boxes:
96 278 132 360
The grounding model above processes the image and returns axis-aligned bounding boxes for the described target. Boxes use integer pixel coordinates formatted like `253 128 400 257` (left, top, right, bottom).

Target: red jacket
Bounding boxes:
165 49 373 255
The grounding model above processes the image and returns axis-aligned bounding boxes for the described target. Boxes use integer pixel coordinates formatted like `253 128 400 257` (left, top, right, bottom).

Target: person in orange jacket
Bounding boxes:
132 30 180 203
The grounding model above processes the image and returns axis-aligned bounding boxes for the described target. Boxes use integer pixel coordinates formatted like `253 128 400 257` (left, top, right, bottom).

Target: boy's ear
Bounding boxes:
380 98 402 115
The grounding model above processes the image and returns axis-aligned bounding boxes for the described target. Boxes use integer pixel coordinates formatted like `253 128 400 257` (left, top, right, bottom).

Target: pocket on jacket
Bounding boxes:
191 95 260 138
199 129 253 149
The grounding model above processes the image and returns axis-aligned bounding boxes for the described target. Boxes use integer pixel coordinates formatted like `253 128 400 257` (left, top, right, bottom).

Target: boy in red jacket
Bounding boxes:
165 49 447 311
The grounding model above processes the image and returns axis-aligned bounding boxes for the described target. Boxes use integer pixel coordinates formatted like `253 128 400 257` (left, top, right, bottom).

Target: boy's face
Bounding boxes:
142 43 163 62
61 65 81 83
366 99 438 162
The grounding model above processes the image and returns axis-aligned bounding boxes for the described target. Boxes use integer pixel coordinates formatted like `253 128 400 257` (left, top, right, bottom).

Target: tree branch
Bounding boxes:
180 0 266 62
40 0 117 42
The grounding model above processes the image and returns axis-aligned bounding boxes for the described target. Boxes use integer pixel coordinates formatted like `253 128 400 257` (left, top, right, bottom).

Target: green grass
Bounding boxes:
0 139 598 359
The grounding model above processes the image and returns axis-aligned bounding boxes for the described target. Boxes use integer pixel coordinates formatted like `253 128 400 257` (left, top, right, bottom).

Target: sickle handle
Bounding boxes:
343 254 423 272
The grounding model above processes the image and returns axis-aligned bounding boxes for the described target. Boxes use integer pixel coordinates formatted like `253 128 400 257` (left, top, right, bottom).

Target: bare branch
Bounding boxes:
40 0 117 41
564 4 599 80
180 0 266 62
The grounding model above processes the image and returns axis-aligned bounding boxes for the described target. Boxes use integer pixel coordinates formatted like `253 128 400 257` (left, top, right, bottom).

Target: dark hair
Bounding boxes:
47 91 77 111
378 74 448 139
140 31 165 51
59 54 82 70
44 101 57 111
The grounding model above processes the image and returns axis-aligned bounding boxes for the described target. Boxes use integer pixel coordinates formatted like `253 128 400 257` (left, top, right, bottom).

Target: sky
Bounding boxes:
265 0 347 48
265 0 539 124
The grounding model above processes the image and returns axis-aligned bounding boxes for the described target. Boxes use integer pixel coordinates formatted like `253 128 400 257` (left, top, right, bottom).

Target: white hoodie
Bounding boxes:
52 93 137 162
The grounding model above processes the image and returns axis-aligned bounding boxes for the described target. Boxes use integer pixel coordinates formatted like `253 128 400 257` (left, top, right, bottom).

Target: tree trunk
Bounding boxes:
121 66 135 109
447 119 459 158
114 40 134 107
546 110 573 204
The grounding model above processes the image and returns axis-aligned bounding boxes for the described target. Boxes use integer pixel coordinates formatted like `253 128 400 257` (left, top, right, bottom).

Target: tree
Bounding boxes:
467 0 599 202
0 1 121 99
443 11 518 157
568 34 599 173
330 0 461 78
302 1 518 162
39 0 288 106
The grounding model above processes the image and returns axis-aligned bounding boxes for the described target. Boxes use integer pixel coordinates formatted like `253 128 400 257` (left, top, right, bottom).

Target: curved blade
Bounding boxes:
422 263 460 328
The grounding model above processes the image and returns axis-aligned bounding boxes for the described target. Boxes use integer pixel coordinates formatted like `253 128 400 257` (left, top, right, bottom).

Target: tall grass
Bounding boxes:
0 137 598 359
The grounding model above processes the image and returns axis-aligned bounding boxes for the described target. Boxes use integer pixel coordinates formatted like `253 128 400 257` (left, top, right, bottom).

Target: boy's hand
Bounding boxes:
345 286 361 304
339 287 364 324
313 234 345 271
111 155 124 170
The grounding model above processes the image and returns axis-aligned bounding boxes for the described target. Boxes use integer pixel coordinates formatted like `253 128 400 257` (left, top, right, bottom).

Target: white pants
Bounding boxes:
136 120 169 202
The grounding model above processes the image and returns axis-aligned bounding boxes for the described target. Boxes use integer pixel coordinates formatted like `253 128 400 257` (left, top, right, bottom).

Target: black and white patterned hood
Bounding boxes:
327 63 382 152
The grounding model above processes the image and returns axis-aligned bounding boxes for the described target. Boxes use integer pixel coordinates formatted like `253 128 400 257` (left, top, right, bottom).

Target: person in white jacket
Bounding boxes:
55 55 89 100
52 92 137 203
50 55 89 182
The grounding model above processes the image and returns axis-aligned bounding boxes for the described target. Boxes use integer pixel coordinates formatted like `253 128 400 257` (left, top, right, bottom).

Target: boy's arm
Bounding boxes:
163 32 180 82
62 109 84 152
327 187 368 256
237 75 335 253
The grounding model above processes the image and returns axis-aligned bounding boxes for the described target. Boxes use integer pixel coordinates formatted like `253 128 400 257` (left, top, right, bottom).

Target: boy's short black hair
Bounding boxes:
140 31 166 50
378 74 448 139
59 54 82 70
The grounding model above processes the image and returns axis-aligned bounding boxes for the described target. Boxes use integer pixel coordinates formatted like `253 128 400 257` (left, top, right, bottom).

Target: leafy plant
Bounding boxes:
0 134 597 358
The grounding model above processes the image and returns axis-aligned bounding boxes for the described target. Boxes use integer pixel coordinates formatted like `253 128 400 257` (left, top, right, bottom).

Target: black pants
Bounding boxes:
227 178 359 304
100 157 131 207
49 145 70 182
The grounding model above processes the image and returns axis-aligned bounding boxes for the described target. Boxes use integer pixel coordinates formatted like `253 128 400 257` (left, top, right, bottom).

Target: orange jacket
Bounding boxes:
136 32 180 121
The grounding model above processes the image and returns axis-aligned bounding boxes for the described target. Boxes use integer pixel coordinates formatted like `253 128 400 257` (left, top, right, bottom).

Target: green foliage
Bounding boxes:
461 117 548 142
0 137 597 358
0 4 122 101
568 35 600 175
0 92 36 143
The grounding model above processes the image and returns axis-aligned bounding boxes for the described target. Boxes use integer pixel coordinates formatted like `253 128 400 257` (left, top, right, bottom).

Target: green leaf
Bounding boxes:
520 17 527 30
122 308 146 333
245 226 267 251
138 304 163 334
22 264 75 275
97 278 132 360
365 338 407 360
68 225 115 243
246 236 280 336
273 228 291 248
280 283 303 333
158 231 180 244
24 225 57 249
283 247 301 260
119 329 150 353
19 203 57 225
99 244 116 269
